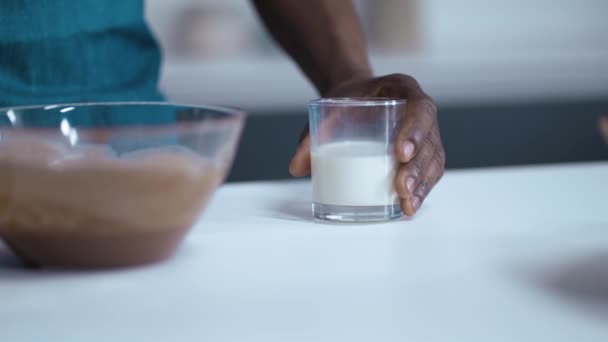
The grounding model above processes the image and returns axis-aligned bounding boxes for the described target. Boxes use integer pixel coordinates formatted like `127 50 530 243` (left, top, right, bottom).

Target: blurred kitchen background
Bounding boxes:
146 0 608 182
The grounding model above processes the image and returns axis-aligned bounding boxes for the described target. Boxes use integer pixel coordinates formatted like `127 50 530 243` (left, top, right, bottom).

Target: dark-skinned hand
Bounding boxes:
289 73 445 217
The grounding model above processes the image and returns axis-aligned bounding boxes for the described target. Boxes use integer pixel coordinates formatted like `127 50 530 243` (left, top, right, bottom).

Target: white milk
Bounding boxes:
311 141 398 206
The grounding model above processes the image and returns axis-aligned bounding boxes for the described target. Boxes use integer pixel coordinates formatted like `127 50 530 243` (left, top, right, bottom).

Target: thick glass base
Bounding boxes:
313 202 402 223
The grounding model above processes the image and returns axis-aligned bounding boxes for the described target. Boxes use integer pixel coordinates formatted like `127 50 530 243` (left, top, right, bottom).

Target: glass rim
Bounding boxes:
308 97 406 106
0 101 246 118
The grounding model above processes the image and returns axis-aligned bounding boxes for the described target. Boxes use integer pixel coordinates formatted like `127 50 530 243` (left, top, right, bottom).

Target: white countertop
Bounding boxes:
1 162 608 342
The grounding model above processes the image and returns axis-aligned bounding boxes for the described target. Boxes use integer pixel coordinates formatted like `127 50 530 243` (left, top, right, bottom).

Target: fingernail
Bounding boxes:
403 141 415 161
411 196 421 211
406 177 415 193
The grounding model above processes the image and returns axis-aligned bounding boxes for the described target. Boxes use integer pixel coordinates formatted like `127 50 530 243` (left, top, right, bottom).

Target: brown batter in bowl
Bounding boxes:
0 138 223 268
0 102 244 269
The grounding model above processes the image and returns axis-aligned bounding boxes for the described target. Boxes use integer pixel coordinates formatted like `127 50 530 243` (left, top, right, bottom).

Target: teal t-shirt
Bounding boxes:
0 0 164 107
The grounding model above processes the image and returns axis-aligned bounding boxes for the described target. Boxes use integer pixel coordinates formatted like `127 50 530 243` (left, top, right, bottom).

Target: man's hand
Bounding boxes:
252 0 444 216
289 74 446 216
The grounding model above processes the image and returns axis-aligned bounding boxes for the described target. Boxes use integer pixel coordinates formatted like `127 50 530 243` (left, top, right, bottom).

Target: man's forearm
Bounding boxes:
251 0 372 96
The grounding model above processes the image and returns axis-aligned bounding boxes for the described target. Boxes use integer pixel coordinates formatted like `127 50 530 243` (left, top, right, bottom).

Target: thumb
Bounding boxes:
289 134 311 177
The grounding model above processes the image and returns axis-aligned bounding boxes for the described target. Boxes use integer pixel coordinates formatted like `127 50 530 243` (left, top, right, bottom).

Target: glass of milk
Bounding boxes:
309 98 405 222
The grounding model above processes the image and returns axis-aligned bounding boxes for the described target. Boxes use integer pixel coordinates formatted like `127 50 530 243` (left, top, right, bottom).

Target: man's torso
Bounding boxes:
0 0 163 107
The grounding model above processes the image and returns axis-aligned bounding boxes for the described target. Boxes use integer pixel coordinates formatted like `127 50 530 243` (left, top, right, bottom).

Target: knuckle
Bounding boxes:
410 159 425 178
384 73 405 80
416 136 434 165
429 152 446 185
432 148 446 170
415 180 431 198
418 97 438 119
384 73 417 87
425 133 435 147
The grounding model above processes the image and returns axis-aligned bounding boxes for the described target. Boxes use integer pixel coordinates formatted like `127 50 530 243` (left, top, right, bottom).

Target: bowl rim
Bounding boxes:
0 101 246 118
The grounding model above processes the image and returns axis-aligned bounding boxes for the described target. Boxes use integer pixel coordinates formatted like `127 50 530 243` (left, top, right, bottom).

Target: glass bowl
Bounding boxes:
0 102 245 269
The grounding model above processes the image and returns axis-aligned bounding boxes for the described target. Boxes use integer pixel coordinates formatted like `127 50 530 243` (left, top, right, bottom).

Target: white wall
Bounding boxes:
423 0 608 54
145 0 608 110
